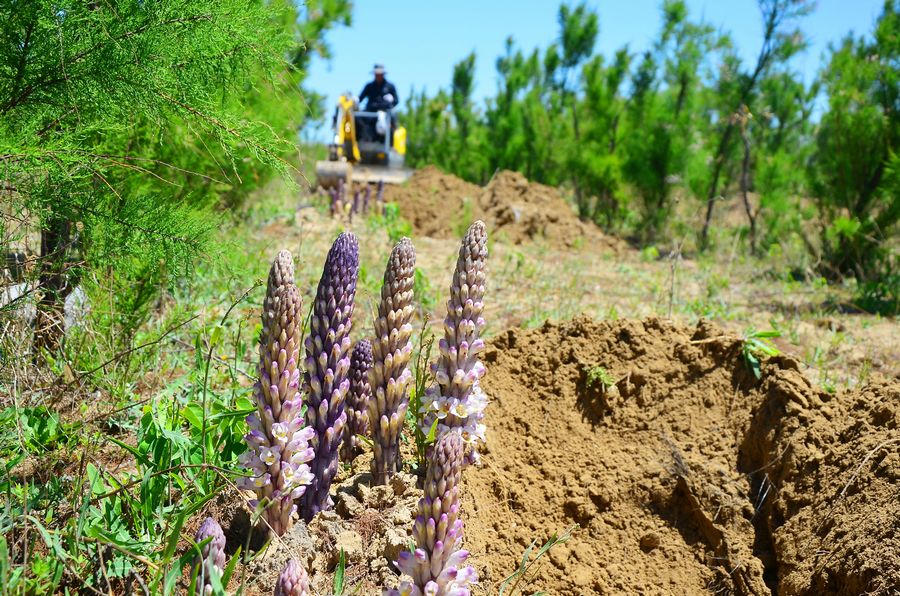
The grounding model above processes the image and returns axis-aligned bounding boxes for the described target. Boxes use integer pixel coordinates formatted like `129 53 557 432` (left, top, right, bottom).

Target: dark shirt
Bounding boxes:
359 79 399 112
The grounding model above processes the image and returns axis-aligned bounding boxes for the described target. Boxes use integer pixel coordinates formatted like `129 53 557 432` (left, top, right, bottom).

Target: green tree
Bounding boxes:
621 0 719 239
808 0 899 310
572 48 629 227
0 0 350 353
699 0 812 247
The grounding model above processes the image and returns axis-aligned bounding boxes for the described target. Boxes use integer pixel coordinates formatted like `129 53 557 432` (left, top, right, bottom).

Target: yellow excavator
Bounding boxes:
315 93 413 189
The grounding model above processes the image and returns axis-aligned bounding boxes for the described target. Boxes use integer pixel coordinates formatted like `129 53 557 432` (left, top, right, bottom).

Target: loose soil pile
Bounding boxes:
384 167 624 252
465 316 899 595
188 316 898 595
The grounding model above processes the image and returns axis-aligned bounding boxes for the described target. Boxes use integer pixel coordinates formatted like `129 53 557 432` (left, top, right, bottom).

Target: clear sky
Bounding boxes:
304 0 885 136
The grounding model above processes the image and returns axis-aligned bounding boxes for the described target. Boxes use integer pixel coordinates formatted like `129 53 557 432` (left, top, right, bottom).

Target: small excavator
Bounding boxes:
315 93 412 189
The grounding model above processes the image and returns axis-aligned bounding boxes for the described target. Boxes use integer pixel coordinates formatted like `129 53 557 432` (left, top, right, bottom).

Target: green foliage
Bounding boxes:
0 407 75 455
369 202 414 243
407 323 438 471
807 2 899 310
584 365 615 390
2 0 352 354
499 525 577 596
334 548 346 595
400 0 896 306
742 328 782 379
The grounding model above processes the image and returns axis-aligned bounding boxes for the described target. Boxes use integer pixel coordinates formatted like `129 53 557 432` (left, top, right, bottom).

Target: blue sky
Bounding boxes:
304 0 884 137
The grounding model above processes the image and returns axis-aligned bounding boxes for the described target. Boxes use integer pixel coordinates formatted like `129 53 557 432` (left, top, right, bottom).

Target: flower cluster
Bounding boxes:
238 253 315 536
369 237 417 484
421 221 488 463
387 430 477 596
341 338 374 462
274 559 311 596
193 517 226 595
299 232 359 521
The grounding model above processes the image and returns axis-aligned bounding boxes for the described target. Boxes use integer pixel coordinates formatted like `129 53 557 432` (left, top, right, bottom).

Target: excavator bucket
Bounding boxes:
350 163 413 185
315 161 352 190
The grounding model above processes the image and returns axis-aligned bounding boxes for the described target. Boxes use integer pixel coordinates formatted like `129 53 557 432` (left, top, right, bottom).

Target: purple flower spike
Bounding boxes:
369 237 417 485
299 232 359 521
193 517 226 595
421 221 488 464
341 338 374 462
273 559 310 596
386 430 477 596
239 252 315 537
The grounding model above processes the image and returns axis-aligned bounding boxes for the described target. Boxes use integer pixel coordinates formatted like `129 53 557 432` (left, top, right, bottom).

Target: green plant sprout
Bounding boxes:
584 365 616 390
499 525 577 596
742 328 782 379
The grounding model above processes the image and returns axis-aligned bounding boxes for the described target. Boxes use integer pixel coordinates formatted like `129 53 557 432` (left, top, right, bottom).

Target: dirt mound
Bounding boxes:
479 170 617 250
383 166 481 239
464 316 899 595
384 167 623 251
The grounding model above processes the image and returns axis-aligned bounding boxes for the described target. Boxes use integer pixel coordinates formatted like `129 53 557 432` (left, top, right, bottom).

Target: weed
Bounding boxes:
413 268 437 314
499 525 577 596
584 365 616 391
369 203 413 244
334 548 346 595
741 328 782 379
406 322 438 472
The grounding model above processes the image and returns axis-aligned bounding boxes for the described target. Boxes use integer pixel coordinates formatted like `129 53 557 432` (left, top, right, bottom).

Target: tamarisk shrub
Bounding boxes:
387 430 477 596
421 221 488 463
193 517 226 595
341 338 373 462
369 237 417 484
299 232 359 521
274 559 311 596
239 252 315 536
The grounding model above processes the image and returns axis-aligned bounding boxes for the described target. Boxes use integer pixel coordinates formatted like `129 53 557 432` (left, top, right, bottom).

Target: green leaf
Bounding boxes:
210 324 224 349
182 403 205 430
334 548 346 594
161 509 188 563
425 418 440 444
221 547 242 587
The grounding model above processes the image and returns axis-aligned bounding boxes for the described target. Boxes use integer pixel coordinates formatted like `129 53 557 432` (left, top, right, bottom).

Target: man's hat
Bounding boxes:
372 63 386 75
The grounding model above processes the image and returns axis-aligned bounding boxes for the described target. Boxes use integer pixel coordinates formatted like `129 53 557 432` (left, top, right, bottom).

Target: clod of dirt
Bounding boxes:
384 166 624 252
464 315 900 595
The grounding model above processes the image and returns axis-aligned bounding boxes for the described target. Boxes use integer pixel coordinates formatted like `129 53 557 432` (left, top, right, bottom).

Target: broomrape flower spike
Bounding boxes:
193 517 226 595
369 237 417 484
300 232 359 521
238 253 315 537
341 338 374 462
274 559 311 596
421 221 488 463
387 430 477 596
262 249 294 334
